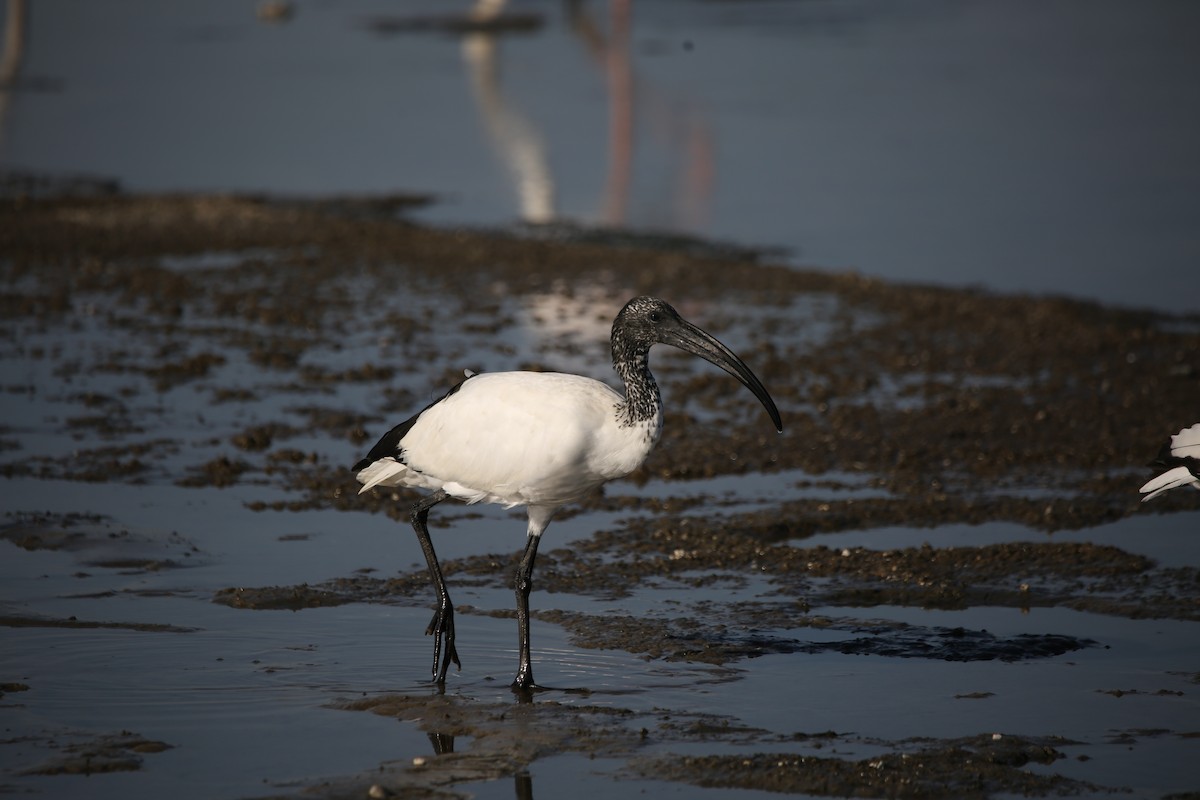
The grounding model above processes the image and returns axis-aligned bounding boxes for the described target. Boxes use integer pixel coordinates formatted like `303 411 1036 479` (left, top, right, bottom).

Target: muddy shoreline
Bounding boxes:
3 191 1199 798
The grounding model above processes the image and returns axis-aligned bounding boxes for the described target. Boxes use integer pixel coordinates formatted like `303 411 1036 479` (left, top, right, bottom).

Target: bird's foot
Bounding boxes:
426 603 462 683
510 662 538 694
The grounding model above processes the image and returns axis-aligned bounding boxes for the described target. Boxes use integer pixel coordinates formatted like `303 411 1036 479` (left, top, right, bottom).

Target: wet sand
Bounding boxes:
2 192 1198 798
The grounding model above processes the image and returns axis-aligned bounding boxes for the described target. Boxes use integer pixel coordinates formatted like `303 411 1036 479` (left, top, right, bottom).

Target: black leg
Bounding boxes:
511 533 541 690
409 489 459 683
514 769 533 800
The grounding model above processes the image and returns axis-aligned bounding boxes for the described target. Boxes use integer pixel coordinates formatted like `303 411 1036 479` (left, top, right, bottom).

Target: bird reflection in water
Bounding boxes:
460 0 716 232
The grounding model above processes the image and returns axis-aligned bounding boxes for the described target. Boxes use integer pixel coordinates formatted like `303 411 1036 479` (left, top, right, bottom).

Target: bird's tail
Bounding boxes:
1140 465 1199 502
355 458 408 494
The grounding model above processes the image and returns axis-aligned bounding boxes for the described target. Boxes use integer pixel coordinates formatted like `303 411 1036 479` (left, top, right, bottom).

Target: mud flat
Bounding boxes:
2 192 1198 798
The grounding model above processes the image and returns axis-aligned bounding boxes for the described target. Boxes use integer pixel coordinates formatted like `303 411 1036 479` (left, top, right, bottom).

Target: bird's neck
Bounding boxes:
613 349 663 428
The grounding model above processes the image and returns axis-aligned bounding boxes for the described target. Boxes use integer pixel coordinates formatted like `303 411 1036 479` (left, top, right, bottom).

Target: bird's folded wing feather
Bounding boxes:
1168 423 1200 459
356 458 407 494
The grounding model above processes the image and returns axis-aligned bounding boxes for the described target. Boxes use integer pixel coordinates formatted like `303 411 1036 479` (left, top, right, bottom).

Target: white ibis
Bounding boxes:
1139 423 1200 501
353 296 782 690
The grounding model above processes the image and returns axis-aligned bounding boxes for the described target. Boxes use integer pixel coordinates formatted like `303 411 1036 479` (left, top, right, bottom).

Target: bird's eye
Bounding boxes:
648 311 662 323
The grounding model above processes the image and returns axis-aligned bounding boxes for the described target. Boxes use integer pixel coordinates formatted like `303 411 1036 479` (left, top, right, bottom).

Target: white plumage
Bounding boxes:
353 296 781 691
357 371 658 508
1140 423 1200 501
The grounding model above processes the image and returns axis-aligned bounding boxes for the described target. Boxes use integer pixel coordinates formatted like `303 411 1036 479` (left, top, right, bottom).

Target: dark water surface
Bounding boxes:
2 196 1199 797
2 0 1199 311
2 3 1199 797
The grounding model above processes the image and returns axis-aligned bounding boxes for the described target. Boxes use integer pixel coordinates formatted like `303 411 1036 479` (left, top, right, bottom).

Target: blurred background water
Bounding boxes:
1 0 1198 313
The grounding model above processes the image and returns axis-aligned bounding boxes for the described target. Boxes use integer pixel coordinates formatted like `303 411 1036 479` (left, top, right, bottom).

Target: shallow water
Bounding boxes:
6 529 1198 798
3 0 1200 777
3 229 1199 799
2 0 1199 311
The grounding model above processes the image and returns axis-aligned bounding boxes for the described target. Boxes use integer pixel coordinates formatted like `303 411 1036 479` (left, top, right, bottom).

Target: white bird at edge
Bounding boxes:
352 296 783 691
1139 423 1200 502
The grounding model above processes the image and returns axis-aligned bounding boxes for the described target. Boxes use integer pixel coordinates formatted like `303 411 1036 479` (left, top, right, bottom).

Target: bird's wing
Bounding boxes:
1168 423 1200 460
399 372 621 506
1139 465 1200 502
353 373 477 472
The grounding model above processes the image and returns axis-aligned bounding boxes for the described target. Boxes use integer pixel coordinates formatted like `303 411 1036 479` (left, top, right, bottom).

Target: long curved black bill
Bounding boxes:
662 317 783 432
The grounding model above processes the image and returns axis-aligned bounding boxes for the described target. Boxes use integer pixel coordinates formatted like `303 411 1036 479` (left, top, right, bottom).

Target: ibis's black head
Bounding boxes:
612 296 783 432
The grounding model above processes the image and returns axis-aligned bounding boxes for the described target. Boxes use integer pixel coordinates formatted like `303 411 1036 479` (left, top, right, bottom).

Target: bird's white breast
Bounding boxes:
393 371 661 507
